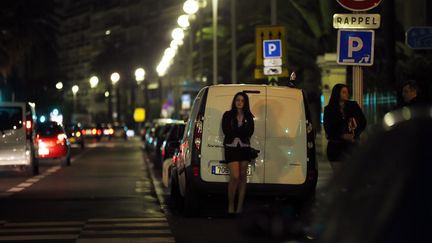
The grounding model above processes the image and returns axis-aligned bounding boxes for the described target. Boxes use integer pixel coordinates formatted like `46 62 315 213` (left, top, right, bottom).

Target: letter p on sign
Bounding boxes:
348 36 363 58
263 40 282 58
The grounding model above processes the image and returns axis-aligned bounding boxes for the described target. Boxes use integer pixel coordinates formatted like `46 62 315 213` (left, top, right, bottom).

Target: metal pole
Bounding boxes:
212 0 218 85
271 0 277 25
231 0 237 84
352 66 363 108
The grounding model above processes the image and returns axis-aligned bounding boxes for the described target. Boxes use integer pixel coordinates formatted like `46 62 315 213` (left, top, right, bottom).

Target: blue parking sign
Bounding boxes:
263 40 282 58
337 30 374 66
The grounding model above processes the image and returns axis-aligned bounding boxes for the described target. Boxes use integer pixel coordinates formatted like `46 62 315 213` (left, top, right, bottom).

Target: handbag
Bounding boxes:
249 147 260 159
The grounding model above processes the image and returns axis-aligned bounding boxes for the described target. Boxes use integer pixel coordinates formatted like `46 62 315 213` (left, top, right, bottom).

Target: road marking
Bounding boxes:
5 221 85 227
25 178 41 183
0 234 78 241
88 218 168 223
7 187 25 192
76 237 175 243
85 222 170 228
16 182 33 188
0 227 82 233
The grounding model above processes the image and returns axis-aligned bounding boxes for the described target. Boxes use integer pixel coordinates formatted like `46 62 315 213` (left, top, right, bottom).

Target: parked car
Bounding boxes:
169 85 318 215
0 102 38 175
160 123 185 184
35 121 71 167
65 123 85 149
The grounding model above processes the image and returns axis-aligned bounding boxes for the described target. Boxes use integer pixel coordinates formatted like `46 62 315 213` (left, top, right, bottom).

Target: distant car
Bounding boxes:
108 125 128 140
65 124 85 149
82 124 102 141
0 102 39 175
35 121 71 167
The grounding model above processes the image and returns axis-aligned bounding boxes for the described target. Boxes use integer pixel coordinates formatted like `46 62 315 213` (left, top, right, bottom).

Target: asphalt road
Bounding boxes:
0 138 172 242
0 137 334 243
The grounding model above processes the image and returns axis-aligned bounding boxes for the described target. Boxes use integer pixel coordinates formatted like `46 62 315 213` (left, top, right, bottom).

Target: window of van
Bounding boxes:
0 107 23 131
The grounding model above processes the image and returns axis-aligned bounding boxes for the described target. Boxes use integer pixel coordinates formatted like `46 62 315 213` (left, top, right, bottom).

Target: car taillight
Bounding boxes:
193 115 203 152
26 120 32 130
192 166 200 177
57 133 67 145
82 129 86 135
97 129 102 136
172 155 177 165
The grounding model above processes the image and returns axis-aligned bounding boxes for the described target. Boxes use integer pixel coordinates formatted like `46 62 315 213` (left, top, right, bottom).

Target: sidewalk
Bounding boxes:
316 131 333 189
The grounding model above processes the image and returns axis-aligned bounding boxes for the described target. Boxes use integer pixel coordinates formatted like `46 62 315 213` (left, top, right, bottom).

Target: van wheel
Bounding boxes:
183 181 200 217
168 173 183 211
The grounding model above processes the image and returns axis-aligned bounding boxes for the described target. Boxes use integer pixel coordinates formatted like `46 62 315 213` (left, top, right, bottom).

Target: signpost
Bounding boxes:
337 30 375 66
255 26 288 80
335 0 382 108
406 26 432 50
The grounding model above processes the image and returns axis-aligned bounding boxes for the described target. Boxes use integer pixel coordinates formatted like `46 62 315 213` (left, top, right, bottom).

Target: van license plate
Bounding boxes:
211 165 252 176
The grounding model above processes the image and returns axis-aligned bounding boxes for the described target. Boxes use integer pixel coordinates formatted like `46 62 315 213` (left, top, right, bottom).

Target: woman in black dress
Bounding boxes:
324 84 367 164
222 92 254 215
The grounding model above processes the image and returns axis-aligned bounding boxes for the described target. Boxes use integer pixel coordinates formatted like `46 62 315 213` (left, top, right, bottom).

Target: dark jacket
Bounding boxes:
222 110 254 145
324 100 367 141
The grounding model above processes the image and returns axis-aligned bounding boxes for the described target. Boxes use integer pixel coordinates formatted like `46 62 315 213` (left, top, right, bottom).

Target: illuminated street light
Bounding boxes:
89 76 99 88
171 28 184 41
56 82 63 90
110 72 120 85
105 91 110 97
135 68 145 83
177 15 190 28
183 0 199 15
72 85 79 94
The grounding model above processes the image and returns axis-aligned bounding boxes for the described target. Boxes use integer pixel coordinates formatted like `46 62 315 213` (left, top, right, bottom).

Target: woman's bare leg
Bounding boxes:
227 162 240 213
236 161 249 213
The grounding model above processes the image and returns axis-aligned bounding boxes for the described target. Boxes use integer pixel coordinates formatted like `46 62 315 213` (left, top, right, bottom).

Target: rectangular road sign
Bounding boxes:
337 29 375 66
333 14 380 29
406 26 432 49
255 26 288 79
264 58 282 67
263 40 282 58
264 66 282 75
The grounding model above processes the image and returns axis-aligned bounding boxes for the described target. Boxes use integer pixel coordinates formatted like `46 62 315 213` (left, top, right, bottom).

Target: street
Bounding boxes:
0 137 332 243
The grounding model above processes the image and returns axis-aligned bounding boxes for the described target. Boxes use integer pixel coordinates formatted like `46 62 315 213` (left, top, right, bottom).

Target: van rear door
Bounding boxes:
265 87 307 184
0 103 28 166
201 85 266 184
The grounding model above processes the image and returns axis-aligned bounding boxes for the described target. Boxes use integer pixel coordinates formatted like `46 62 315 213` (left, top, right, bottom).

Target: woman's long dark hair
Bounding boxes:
230 92 254 118
328 83 348 108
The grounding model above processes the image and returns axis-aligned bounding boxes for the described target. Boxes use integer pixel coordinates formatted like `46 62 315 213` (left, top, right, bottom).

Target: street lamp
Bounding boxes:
171 28 185 41
183 0 199 15
134 68 145 84
89 76 99 88
177 15 190 29
56 82 63 90
71 85 79 122
110 72 120 85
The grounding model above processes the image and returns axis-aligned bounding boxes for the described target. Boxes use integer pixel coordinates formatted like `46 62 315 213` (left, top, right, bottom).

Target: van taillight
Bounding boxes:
193 115 203 152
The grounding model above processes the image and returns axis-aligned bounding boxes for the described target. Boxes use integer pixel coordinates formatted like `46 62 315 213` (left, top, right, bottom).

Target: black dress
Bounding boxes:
324 100 366 161
221 111 254 163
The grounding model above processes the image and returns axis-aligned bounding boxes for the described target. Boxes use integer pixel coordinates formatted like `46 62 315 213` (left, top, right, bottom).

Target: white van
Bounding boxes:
0 102 39 175
169 85 318 215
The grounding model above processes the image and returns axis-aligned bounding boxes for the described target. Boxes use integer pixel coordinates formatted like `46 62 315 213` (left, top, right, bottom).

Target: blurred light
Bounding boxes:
183 0 199 15
72 85 79 95
111 72 120 85
89 76 99 88
52 109 59 116
177 15 190 28
56 82 63 90
104 91 110 97
171 28 185 41
164 48 176 59
40 115 46 123
135 68 145 83
383 113 396 127
126 130 135 137
105 30 111 35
